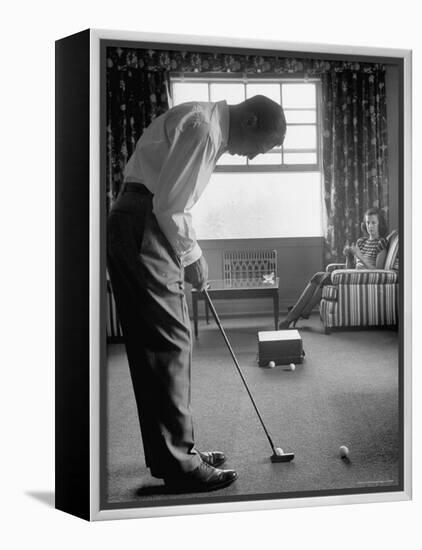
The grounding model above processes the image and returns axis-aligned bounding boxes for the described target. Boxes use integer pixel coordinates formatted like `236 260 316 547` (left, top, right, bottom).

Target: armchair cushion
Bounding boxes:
321 285 338 301
384 230 399 272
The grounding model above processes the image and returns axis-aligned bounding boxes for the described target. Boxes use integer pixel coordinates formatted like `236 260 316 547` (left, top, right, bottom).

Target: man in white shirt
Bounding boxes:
107 95 286 493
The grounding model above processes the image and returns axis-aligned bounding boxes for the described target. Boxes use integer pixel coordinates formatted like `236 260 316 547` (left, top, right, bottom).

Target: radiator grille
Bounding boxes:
223 249 277 285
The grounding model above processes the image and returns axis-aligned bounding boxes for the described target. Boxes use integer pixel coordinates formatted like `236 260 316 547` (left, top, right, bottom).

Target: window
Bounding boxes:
171 77 321 172
170 75 323 239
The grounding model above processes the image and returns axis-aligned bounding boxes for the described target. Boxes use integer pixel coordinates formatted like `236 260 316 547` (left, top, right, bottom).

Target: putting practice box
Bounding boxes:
258 329 304 367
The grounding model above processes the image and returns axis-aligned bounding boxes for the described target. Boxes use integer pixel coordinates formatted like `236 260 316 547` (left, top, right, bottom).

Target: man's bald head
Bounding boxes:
227 95 286 159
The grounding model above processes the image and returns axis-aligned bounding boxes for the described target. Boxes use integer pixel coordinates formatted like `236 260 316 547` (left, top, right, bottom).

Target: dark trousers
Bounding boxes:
107 183 201 478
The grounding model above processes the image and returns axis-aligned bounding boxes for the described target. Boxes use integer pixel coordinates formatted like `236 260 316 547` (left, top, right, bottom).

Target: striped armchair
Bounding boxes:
319 230 399 333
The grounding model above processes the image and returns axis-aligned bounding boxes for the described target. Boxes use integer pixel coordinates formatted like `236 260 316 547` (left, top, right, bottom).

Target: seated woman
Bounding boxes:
278 207 388 329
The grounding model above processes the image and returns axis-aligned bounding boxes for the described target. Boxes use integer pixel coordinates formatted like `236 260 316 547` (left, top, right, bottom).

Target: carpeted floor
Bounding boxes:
105 313 400 507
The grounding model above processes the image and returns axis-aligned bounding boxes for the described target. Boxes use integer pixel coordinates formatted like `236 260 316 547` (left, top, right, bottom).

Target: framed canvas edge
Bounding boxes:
91 490 411 522
87 28 412 521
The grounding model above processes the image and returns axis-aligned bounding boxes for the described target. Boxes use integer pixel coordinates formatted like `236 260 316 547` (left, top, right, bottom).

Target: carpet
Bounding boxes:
105 313 400 506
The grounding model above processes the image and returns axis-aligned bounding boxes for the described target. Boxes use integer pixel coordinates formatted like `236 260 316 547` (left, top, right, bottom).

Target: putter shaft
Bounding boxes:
203 288 278 453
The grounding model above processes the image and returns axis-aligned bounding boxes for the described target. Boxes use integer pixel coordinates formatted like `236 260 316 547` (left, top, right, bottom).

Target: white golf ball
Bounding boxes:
268 361 276 368
339 445 350 459
289 363 296 371
276 447 284 454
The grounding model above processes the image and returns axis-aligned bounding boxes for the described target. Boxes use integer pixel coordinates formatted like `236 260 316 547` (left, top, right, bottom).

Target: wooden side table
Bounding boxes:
191 278 279 339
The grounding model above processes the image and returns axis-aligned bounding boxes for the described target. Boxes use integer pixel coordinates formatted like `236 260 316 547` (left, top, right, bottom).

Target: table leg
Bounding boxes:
192 293 199 339
205 301 210 324
273 292 279 330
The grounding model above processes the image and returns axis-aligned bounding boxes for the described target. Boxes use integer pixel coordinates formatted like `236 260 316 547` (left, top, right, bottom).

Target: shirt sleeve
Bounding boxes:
152 114 216 267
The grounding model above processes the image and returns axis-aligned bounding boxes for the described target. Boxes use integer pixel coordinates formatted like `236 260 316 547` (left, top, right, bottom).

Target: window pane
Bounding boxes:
285 110 316 124
283 125 316 149
210 83 245 103
192 172 322 239
284 152 317 164
248 152 282 165
282 83 316 109
170 78 321 173
172 82 209 103
246 83 280 103
216 153 246 165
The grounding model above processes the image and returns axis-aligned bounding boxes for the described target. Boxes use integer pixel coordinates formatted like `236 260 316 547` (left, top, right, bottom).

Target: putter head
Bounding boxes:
271 449 295 463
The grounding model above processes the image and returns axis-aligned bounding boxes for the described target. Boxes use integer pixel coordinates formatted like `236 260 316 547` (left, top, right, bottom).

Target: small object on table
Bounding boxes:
262 272 275 284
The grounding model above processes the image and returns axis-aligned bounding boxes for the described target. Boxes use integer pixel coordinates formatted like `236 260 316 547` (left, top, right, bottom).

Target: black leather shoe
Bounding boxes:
164 461 237 493
197 450 226 468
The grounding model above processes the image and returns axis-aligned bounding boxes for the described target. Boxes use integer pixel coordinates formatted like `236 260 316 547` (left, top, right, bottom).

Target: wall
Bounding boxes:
185 236 324 318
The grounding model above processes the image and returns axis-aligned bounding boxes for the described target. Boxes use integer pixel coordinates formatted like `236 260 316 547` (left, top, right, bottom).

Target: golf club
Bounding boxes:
203 288 294 463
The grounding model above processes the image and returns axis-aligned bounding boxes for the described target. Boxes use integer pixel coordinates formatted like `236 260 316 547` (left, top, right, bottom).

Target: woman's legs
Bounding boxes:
300 285 324 318
279 272 331 328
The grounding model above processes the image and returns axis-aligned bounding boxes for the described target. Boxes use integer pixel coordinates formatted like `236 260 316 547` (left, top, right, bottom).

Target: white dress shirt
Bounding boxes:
124 101 229 267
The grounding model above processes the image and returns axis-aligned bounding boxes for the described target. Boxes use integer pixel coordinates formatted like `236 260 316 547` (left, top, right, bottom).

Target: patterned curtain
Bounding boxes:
321 66 389 261
106 49 390 253
106 49 170 209
106 48 327 207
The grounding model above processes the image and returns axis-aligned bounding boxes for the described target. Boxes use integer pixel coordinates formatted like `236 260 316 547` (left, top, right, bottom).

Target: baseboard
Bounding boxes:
190 301 317 321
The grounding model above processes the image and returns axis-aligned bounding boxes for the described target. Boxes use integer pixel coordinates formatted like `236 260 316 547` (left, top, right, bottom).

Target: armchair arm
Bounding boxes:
330 269 398 285
326 263 346 273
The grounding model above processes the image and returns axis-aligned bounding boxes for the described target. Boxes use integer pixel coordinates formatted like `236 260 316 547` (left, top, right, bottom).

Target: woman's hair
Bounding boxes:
360 207 388 237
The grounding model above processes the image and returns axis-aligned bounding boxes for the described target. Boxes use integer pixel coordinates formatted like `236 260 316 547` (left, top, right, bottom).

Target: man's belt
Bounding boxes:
123 181 153 196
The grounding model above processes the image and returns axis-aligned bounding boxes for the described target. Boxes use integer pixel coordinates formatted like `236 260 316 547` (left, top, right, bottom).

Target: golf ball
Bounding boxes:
289 363 296 371
339 445 350 458
268 361 276 368
276 447 284 454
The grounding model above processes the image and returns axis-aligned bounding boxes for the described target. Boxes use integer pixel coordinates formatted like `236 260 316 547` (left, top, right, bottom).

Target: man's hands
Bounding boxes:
184 255 209 291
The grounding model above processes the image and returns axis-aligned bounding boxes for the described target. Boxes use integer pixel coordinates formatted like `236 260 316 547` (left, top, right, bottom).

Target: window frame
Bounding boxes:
169 72 322 173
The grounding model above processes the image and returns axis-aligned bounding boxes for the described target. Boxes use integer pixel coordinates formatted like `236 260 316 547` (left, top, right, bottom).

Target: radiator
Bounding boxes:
223 249 277 285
